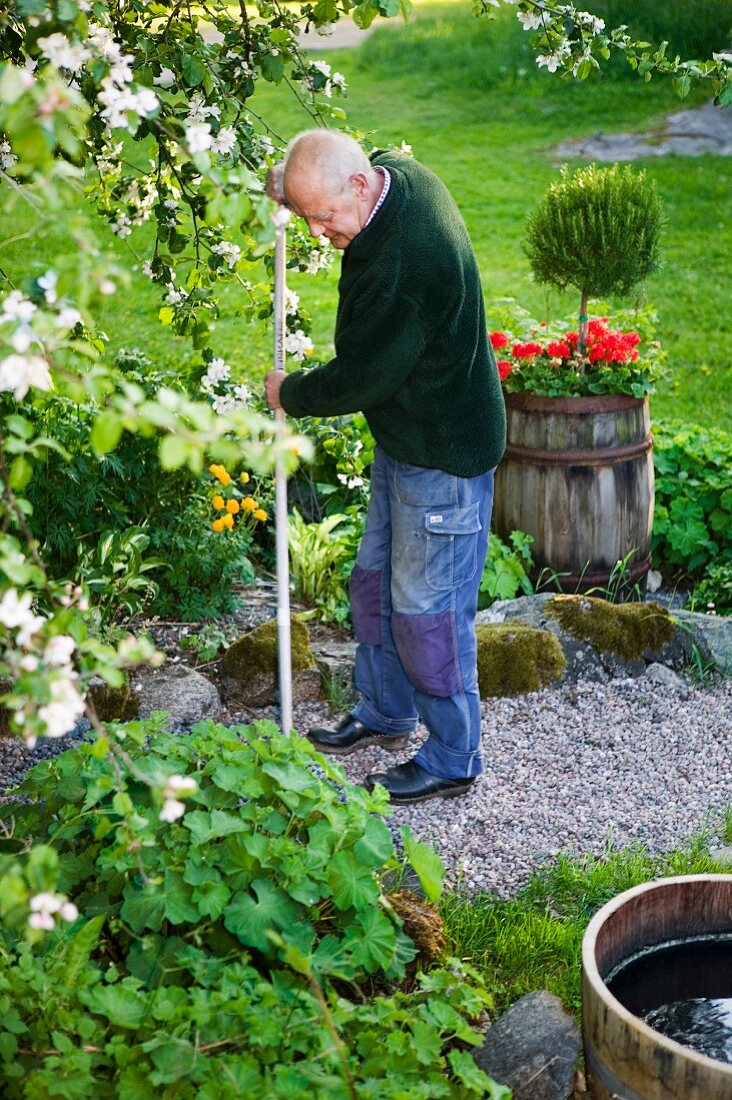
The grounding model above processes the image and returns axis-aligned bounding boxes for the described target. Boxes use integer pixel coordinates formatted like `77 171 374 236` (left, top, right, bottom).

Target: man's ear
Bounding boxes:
350 171 371 199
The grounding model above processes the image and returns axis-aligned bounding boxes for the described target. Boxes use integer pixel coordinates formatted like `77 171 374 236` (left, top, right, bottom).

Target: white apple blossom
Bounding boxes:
38 675 86 738
211 240 241 267
517 10 544 30
39 272 58 305
233 383 251 404
164 775 198 797
99 279 116 295
29 911 56 931
0 139 17 171
56 306 83 329
154 66 176 88
37 33 90 74
577 11 605 35
0 354 53 400
537 52 565 73
59 901 79 922
44 634 76 666
20 655 39 672
205 357 230 384
210 127 237 155
186 122 212 154
159 798 186 822
1 290 36 324
331 72 347 92
0 589 37 631
186 93 221 124
211 393 236 415
10 327 33 353
285 329 314 360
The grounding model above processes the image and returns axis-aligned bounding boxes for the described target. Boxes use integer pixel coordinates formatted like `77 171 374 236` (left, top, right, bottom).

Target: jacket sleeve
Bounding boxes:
279 291 428 418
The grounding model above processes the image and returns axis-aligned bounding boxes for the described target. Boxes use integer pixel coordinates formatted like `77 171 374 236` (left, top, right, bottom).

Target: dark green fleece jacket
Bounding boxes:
279 151 506 478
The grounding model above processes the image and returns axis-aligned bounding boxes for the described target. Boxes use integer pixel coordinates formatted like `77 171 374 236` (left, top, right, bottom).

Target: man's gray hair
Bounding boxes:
284 129 371 195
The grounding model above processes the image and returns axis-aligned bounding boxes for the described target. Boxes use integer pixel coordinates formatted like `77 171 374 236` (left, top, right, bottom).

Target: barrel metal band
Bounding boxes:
584 1039 645 1100
504 436 652 468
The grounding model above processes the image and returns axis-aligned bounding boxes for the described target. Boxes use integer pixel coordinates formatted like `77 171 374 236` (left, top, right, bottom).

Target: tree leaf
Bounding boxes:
90 410 123 456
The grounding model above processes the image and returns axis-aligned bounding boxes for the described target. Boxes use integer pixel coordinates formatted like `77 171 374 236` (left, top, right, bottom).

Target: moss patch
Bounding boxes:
222 616 316 679
545 596 675 661
476 623 566 697
88 679 131 723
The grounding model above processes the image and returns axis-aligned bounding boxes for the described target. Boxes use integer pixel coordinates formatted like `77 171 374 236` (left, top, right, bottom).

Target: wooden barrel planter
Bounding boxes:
493 393 654 593
582 875 732 1100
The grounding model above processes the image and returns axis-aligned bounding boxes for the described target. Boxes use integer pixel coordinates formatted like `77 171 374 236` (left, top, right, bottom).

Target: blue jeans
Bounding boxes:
350 448 494 780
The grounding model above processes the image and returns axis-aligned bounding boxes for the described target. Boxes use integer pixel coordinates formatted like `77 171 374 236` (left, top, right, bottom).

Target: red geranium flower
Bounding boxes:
497 359 512 381
490 331 510 349
546 341 571 359
512 341 544 359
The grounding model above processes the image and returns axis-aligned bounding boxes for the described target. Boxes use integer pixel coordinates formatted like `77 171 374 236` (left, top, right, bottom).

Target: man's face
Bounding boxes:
285 172 367 250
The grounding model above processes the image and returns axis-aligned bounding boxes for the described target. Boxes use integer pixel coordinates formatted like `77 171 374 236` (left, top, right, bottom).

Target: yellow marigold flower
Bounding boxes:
241 496 257 512
222 512 235 530
253 508 268 522
212 494 225 511
239 472 250 485
226 499 240 515
212 518 225 533
209 463 231 486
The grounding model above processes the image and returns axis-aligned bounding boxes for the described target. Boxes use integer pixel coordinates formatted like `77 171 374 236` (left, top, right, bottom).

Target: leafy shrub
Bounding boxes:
288 412 374 522
652 420 732 599
0 721 507 1098
478 531 535 608
24 349 262 624
288 508 363 626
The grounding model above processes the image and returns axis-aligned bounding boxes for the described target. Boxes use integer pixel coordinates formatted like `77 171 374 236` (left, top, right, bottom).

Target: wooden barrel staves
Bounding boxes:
493 393 654 593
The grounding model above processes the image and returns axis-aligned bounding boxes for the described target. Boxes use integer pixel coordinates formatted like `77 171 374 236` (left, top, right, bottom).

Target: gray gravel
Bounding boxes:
3 676 730 898
289 675 732 897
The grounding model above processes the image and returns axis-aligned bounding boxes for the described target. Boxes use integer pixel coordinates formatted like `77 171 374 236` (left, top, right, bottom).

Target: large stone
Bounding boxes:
477 594 732 682
221 617 322 708
473 990 580 1100
312 640 358 705
137 663 222 727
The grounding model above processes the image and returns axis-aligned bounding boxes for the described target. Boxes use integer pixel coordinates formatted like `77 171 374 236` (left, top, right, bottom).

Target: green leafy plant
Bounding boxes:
288 413 374 522
71 526 165 628
478 530 535 608
178 623 241 664
288 508 363 625
0 721 508 1098
523 163 663 355
652 420 732 596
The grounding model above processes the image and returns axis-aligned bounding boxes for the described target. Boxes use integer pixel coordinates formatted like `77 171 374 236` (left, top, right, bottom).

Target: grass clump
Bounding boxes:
545 595 675 660
442 832 731 1017
476 623 566 696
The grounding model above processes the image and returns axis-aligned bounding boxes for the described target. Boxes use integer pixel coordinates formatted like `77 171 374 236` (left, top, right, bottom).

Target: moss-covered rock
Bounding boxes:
221 616 321 707
476 623 566 697
87 677 132 723
545 595 676 661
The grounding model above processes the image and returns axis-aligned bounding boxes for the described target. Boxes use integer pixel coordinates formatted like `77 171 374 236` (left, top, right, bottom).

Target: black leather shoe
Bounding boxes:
365 759 475 804
307 714 409 755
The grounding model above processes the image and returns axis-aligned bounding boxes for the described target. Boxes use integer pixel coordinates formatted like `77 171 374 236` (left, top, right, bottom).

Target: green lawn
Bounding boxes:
1 0 730 426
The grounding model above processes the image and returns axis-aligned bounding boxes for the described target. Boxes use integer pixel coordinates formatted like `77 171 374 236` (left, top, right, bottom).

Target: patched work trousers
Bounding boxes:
350 447 494 780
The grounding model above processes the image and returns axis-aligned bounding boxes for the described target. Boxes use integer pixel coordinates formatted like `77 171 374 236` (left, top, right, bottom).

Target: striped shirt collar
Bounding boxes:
363 166 391 230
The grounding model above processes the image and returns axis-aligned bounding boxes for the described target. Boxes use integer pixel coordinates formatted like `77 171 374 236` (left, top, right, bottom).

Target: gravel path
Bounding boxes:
3 676 730 898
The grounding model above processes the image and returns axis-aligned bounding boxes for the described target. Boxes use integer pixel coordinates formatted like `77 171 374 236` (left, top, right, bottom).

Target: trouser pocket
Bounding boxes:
424 502 482 591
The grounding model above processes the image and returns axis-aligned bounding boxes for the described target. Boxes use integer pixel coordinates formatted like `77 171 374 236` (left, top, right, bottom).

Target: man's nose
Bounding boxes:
307 217 327 236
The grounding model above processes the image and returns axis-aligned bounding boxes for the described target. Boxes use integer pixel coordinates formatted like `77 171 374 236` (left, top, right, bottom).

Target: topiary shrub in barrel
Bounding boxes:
523 163 663 354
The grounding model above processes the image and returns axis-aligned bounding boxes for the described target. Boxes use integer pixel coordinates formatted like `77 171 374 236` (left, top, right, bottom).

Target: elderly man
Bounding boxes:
265 129 506 803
